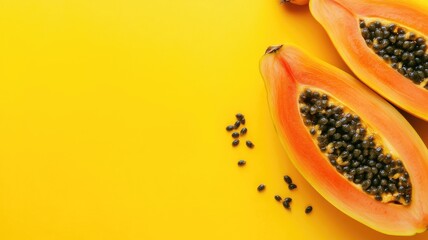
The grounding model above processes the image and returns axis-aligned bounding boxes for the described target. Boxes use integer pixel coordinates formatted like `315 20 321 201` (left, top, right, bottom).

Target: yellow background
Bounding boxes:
0 0 427 239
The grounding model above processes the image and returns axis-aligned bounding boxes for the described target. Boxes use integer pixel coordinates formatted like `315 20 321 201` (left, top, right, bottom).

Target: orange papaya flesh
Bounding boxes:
308 0 428 121
260 44 428 235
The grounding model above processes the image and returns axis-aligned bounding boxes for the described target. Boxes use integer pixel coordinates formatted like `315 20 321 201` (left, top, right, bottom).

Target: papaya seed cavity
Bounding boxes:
299 88 412 205
360 19 428 89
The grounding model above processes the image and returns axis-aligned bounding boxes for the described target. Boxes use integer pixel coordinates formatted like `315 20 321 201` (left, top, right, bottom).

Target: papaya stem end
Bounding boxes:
265 45 283 54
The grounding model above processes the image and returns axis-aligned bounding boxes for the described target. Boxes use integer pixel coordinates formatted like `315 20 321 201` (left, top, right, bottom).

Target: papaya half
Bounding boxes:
295 0 428 121
260 44 428 235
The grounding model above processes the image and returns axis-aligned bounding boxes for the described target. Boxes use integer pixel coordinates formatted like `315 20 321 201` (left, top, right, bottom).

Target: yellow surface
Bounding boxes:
0 0 427 239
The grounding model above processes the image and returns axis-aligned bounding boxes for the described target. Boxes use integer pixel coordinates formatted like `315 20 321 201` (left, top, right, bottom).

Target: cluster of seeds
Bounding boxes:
284 175 297 190
360 19 428 89
274 175 312 214
226 113 254 148
299 89 412 205
282 197 292 209
226 113 313 214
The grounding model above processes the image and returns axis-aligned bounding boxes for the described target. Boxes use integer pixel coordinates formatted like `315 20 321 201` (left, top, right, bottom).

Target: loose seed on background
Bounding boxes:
246 140 254 148
288 183 297 190
283 201 290 209
226 125 234 131
283 175 293 184
305 206 313 214
232 139 239 147
231 132 239 138
234 120 241 129
240 127 247 135
257 184 266 192
284 197 292 203
274 195 282 201
236 113 244 120
237 160 246 166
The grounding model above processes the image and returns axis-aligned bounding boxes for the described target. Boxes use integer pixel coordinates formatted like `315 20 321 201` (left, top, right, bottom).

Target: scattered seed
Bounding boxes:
232 139 239 147
234 120 241 129
240 118 246 125
236 113 244 120
288 183 297 190
246 140 254 148
274 195 282 201
231 132 239 138
305 206 313 214
284 197 292 203
226 125 234 131
240 127 247 135
237 160 246 166
257 184 265 192
283 175 293 184
283 200 290 209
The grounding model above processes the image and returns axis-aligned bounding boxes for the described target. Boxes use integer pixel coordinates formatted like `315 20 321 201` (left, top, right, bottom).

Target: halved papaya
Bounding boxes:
304 0 428 121
260 44 428 235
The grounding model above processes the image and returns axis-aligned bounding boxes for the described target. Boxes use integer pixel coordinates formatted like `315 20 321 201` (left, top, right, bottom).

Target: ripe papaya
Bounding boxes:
301 0 428 121
260 44 428 235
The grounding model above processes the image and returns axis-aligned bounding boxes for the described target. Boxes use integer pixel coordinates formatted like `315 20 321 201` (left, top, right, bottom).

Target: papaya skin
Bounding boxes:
308 0 428 121
260 44 428 235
